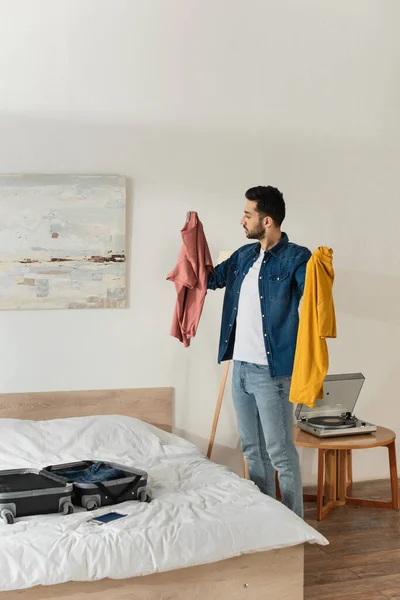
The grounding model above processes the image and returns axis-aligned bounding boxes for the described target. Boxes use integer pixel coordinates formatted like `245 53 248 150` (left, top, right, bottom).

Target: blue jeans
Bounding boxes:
232 361 303 518
54 462 125 483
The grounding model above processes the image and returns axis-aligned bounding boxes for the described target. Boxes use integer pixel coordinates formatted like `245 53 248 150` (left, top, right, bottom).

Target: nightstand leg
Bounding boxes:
337 450 347 505
316 449 337 521
345 442 398 510
324 450 337 501
388 441 399 510
346 450 353 494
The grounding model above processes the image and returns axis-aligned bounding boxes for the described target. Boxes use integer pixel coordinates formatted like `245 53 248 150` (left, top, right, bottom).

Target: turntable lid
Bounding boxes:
294 373 365 420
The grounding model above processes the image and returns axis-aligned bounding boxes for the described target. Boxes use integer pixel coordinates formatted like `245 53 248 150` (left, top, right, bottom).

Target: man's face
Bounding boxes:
240 200 266 240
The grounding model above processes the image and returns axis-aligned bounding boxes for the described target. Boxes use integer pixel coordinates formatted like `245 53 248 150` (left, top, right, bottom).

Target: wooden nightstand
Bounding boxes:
294 425 399 520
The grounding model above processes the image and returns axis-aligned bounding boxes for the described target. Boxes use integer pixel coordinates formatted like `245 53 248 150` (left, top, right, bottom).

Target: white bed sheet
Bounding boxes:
0 415 327 592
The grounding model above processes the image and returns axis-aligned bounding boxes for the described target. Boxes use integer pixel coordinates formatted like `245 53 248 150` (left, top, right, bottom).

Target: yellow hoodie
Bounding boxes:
289 246 336 408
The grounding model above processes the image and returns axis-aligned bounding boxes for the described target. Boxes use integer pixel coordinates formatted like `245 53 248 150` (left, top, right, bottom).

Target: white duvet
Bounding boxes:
0 415 327 591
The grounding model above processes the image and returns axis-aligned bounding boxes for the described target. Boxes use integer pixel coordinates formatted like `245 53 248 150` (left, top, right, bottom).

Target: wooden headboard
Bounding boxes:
0 387 174 432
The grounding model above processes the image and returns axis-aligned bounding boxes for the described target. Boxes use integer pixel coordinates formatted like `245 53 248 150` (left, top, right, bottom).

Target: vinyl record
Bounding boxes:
307 415 357 430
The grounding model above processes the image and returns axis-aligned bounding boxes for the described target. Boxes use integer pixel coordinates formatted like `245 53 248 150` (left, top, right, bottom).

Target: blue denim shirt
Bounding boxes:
207 233 311 378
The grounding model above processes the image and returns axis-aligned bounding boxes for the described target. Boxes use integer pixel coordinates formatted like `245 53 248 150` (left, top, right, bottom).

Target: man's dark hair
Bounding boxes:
245 186 286 226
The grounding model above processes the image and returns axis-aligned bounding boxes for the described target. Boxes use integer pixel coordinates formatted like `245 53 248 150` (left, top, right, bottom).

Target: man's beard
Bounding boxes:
244 225 265 241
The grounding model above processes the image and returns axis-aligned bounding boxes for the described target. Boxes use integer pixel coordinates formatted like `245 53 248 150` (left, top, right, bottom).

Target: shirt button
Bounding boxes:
262 314 265 317
260 296 263 299
234 307 237 310
259 277 262 280
267 351 270 355
277 277 280 281
264 333 267 337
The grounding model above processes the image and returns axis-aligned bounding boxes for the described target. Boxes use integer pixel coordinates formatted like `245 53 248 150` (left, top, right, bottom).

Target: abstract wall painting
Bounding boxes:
0 174 126 310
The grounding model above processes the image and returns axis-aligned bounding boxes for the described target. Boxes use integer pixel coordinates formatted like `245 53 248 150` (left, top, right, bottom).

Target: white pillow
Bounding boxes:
0 415 165 470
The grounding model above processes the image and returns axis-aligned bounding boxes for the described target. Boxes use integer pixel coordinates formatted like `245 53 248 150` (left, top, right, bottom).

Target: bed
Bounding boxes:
0 387 327 600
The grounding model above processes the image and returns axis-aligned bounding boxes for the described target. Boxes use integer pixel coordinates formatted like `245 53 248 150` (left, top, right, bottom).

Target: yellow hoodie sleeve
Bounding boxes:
317 251 337 339
289 247 336 408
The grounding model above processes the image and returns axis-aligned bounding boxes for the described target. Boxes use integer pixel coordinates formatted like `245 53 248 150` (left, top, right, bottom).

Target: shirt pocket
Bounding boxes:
268 271 290 302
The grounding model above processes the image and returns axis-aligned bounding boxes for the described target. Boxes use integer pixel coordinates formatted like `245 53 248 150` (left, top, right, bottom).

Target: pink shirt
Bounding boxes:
167 212 213 347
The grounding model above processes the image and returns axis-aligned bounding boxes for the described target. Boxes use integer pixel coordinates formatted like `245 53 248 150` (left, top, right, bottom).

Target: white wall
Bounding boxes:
0 0 399 484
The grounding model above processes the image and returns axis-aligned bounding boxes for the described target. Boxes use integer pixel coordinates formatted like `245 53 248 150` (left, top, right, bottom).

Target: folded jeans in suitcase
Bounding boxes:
44 461 150 511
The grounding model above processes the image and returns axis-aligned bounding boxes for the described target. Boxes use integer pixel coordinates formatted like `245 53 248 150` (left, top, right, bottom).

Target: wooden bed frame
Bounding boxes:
0 387 304 600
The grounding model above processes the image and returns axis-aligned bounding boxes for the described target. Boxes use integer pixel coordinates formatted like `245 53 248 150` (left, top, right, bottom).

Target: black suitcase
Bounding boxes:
44 460 150 511
0 468 74 524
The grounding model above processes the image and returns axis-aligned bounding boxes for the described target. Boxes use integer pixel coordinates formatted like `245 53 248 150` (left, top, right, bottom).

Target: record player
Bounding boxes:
295 373 377 438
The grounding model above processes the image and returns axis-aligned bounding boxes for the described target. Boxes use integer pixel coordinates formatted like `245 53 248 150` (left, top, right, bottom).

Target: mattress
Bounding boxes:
0 414 327 591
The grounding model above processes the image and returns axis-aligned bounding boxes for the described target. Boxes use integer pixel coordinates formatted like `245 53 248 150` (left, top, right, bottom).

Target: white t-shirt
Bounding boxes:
233 252 268 365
